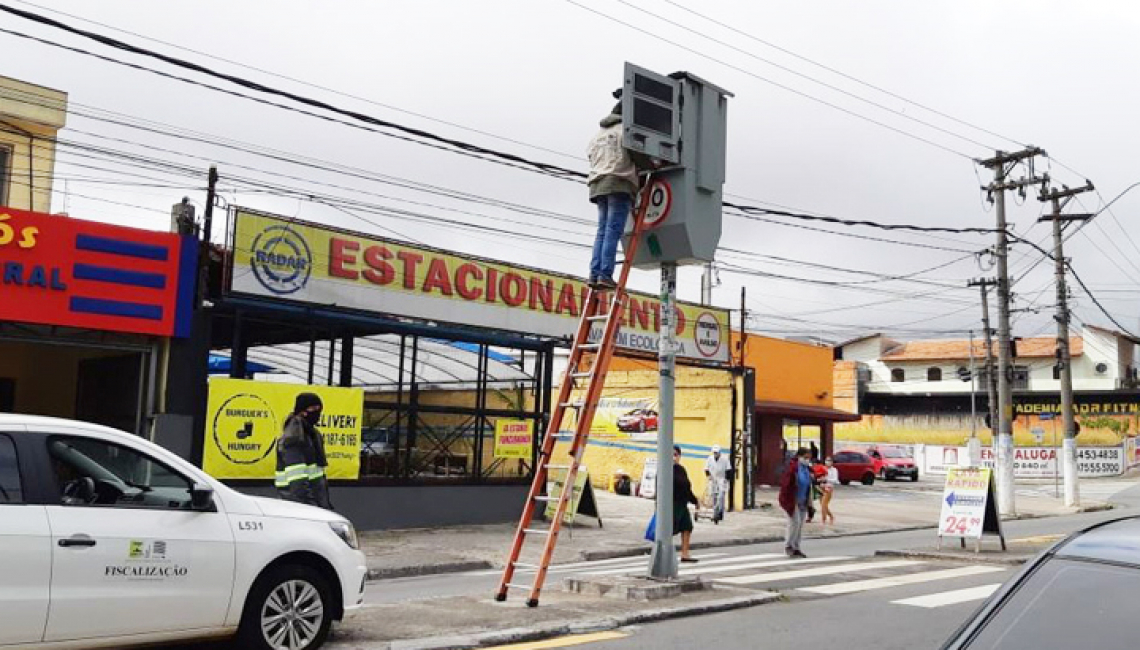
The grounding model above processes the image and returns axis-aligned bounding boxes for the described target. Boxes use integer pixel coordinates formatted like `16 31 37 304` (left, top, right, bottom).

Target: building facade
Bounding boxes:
834 328 1140 442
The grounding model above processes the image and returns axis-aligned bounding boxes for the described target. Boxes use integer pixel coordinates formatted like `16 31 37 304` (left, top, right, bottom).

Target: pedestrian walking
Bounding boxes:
820 456 838 525
673 445 700 563
586 97 656 289
704 444 730 524
778 447 812 558
275 392 332 509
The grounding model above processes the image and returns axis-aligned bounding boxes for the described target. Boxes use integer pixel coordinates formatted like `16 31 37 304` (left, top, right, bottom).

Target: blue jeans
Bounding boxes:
590 193 630 281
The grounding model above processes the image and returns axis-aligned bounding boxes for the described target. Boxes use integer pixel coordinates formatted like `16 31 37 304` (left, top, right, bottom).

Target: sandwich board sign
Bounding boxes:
545 468 602 528
937 467 1006 552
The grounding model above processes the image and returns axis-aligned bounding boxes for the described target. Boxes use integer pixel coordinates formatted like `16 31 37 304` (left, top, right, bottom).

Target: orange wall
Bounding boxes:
736 333 834 408
610 333 834 409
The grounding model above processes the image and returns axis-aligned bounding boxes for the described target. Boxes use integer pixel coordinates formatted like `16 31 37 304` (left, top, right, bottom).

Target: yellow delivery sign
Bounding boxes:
494 419 534 459
203 378 364 479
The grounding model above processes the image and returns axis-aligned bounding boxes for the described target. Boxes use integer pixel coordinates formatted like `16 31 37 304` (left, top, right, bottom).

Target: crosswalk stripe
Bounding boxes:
800 565 1006 595
716 560 926 585
678 556 853 577
472 552 731 577
587 553 783 576
891 583 1002 608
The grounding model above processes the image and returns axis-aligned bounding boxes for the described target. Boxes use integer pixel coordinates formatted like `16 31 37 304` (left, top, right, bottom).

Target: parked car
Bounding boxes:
866 445 920 481
0 414 367 650
832 450 877 485
616 408 658 433
941 516 1140 649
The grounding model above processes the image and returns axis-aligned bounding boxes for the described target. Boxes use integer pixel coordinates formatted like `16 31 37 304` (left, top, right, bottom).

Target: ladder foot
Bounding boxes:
494 592 507 602
526 598 539 608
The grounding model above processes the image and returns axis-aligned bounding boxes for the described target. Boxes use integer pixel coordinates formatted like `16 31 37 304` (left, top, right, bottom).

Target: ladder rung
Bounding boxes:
524 528 551 535
533 495 554 502
570 371 593 379
505 583 533 590
545 464 571 470
559 401 584 408
512 562 540 570
586 314 610 322
580 343 602 350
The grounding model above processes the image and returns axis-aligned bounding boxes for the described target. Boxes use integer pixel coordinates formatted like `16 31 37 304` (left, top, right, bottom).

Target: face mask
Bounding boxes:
303 410 321 426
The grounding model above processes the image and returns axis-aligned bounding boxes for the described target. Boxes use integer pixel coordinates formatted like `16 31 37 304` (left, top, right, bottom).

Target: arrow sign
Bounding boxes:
945 491 957 508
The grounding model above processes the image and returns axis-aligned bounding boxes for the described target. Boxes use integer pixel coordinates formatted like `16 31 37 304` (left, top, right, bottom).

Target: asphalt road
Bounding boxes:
161 478 1140 650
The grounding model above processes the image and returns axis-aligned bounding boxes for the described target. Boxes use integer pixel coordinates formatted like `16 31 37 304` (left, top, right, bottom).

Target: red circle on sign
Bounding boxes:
694 312 723 358
643 180 672 227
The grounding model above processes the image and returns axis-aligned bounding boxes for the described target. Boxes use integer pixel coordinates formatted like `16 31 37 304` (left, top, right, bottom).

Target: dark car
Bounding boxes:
941 516 1140 649
832 450 876 486
867 445 920 482
616 408 658 433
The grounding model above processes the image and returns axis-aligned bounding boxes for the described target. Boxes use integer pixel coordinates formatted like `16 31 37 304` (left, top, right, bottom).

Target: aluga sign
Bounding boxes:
229 209 731 362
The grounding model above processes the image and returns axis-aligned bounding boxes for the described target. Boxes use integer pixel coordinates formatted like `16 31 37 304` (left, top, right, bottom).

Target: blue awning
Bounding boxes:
208 354 275 375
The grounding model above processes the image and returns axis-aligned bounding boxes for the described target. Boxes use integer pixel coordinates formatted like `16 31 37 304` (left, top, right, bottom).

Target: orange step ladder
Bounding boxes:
495 185 652 607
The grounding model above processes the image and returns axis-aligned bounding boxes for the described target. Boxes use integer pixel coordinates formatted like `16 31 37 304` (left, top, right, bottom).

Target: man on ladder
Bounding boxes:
587 94 657 289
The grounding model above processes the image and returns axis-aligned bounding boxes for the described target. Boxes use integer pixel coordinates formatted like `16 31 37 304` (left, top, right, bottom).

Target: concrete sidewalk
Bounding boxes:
359 480 1109 580
330 586 779 650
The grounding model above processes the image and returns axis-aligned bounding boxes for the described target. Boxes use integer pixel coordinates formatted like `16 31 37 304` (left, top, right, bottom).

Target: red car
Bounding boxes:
616 408 658 433
832 450 877 486
866 446 920 482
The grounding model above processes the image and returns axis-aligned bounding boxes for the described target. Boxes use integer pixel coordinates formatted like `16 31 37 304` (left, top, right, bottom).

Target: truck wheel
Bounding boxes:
862 472 875 486
239 563 333 650
840 479 850 486
911 472 920 482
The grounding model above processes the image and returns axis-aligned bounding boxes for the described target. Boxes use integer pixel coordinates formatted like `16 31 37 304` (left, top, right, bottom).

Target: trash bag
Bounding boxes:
644 512 657 542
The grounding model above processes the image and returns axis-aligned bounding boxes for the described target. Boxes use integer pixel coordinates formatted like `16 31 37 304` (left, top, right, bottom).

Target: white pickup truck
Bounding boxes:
0 414 367 650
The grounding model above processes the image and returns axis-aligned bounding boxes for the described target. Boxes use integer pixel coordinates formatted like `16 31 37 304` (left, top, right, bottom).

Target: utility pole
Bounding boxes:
700 261 714 306
969 277 999 463
968 330 978 448
976 147 1049 516
198 165 219 308
650 262 679 579
1038 181 1095 507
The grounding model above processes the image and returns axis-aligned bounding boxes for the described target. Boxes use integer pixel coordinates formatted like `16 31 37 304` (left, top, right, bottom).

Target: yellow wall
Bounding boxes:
554 366 745 511
0 76 67 213
737 333 834 407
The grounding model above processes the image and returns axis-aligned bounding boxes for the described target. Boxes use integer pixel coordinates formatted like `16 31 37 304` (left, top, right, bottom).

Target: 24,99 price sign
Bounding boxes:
938 467 992 539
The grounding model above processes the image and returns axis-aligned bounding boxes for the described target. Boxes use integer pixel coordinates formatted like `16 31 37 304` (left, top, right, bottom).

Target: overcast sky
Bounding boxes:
4 0 1139 343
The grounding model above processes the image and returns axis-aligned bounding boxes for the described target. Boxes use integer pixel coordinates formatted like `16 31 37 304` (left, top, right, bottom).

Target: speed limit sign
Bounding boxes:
643 179 672 227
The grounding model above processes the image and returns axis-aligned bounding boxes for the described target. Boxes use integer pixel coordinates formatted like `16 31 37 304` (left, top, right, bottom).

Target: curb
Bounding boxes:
378 590 781 650
367 560 493 582
874 549 1031 567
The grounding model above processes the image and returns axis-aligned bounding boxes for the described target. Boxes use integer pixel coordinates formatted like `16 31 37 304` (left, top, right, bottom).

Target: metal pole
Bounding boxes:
700 262 713 306
650 262 678 579
979 284 998 438
969 330 978 464
1050 198 1080 507
993 167 1017 516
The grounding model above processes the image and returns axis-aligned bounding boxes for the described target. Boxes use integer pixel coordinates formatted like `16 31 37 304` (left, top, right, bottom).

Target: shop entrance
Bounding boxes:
0 324 156 434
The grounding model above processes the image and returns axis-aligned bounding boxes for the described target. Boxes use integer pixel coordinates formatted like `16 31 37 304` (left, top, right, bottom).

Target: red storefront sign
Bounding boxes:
0 207 196 337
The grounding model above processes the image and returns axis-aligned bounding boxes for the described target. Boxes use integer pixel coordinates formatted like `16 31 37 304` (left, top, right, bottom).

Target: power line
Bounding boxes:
7 0 585 164
661 0 1028 150
562 0 975 158
615 0 1000 151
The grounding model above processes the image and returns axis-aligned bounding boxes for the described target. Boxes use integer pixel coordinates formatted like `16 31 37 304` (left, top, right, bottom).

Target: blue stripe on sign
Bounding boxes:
75 234 169 261
73 263 167 289
70 297 163 321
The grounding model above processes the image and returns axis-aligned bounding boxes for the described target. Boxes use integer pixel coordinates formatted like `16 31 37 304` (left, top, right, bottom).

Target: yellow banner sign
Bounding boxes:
203 378 364 479
545 468 589 524
229 209 731 363
494 419 534 459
